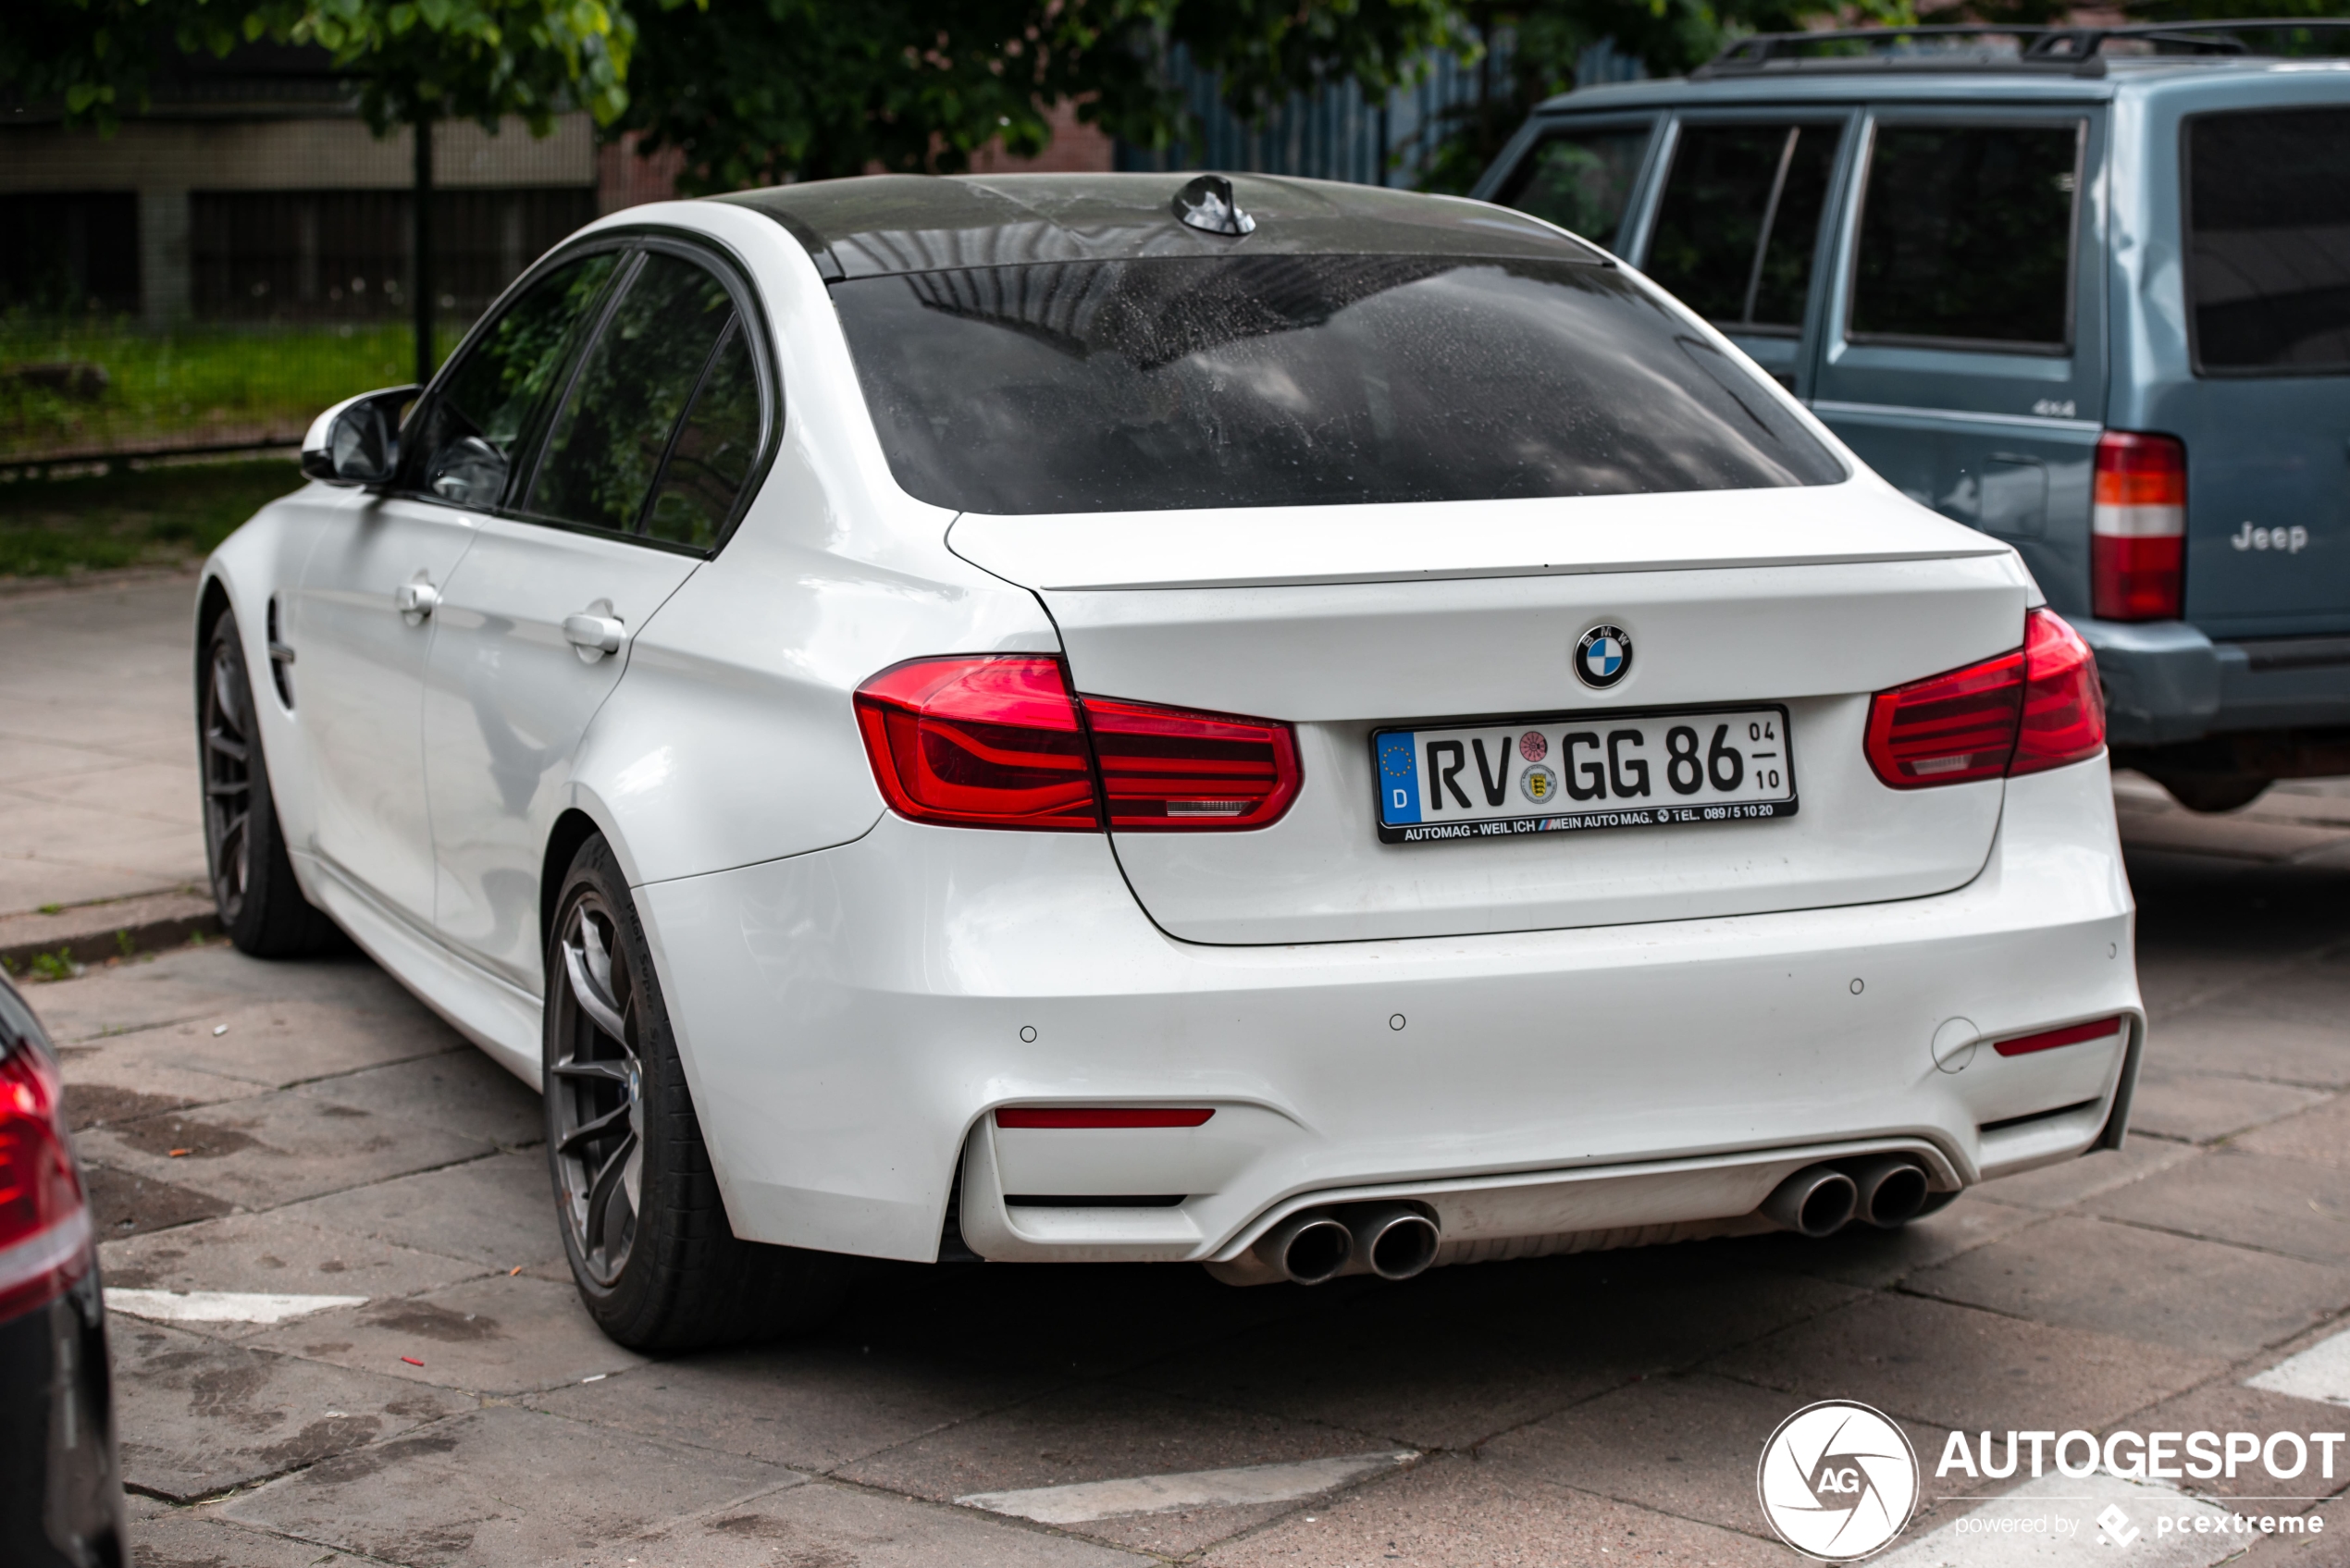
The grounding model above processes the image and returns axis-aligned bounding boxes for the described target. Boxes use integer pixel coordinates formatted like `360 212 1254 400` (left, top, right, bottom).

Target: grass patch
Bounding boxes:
0 456 304 578
2 315 458 460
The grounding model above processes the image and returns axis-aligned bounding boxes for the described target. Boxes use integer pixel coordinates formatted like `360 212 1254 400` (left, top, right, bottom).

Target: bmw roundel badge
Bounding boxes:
1575 624 1633 689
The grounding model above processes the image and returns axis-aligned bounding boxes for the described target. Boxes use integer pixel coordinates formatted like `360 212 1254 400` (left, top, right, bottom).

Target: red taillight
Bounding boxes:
1994 1016 2126 1057
1865 609 2105 789
1864 648 2024 789
0 1043 89 1320
996 1108 1217 1129
1083 697 1300 831
2091 431 2185 622
854 657 1099 831
2012 608 2106 774
853 657 1299 833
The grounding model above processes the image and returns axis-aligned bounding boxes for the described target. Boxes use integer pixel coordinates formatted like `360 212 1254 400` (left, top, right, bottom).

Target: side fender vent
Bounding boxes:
265 596 296 709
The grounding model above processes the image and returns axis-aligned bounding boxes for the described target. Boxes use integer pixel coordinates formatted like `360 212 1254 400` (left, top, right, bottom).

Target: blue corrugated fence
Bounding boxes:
1115 38 1643 189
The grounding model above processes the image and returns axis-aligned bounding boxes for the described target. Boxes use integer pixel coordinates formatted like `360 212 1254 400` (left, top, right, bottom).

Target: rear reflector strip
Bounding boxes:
1993 1017 2126 1057
995 1108 1216 1129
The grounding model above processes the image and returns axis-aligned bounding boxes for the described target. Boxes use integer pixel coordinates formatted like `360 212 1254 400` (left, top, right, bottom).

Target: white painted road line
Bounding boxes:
956 1450 1417 1525
1878 1470 2280 1567
2248 1326 2350 1408
105 1289 366 1325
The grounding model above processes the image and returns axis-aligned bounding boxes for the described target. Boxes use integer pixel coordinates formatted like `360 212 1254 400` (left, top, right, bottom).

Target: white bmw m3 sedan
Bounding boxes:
196 172 2142 1349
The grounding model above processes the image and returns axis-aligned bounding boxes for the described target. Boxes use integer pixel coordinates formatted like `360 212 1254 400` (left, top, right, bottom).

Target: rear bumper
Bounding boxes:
2084 618 2350 747
637 757 2140 1266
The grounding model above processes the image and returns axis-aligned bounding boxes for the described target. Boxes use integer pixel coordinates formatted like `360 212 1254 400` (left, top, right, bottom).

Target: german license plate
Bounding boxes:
1373 706 1797 845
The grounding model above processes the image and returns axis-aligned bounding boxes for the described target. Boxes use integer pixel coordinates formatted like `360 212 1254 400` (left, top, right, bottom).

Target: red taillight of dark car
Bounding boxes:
1865 609 2107 790
0 1039 89 1321
2090 431 2186 622
854 656 1300 832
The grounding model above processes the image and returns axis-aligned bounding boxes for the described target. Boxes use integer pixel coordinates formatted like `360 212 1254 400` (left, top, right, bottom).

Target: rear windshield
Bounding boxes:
2188 107 2350 375
830 254 1844 514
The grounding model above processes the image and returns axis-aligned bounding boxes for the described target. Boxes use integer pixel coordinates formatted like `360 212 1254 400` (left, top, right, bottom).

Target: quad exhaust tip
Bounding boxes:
1762 1157 1935 1238
1762 1166 1859 1238
1349 1203 1441 1281
1264 1203 1441 1285
1851 1154 1932 1228
1266 1212 1354 1285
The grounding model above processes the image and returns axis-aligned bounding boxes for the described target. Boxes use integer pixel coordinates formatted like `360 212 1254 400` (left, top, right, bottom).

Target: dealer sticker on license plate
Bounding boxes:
1373 706 1797 845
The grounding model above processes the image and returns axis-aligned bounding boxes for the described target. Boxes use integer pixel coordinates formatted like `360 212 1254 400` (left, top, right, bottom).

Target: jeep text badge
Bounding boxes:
1576 624 1632 689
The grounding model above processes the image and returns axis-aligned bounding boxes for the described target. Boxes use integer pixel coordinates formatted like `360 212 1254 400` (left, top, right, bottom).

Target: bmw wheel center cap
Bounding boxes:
1576 624 1632 689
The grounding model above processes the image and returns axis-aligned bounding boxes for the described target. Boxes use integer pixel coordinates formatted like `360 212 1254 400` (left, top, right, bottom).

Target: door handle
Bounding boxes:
395 574 440 625
563 599 625 662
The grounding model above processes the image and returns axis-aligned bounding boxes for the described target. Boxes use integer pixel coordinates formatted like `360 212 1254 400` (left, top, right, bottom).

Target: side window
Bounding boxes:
1849 122 2080 351
644 323 764 549
410 253 619 509
1646 122 1841 333
1496 126 1651 252
525 252 737 535
2187 106 2350 374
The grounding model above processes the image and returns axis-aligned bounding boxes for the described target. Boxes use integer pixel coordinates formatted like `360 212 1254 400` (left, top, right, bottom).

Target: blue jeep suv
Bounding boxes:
1477 23 2350 809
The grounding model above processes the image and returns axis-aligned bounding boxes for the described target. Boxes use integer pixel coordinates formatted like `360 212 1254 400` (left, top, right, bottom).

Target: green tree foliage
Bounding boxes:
616 0 1462 191
2 0 633 136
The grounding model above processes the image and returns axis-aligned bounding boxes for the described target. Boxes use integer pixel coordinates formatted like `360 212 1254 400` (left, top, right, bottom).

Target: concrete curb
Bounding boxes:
0 890 221 978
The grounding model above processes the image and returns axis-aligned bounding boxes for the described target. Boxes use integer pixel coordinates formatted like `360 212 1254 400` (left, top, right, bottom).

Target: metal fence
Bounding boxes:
2 187 588 467
1115 38 1643 188
2 39 1642 467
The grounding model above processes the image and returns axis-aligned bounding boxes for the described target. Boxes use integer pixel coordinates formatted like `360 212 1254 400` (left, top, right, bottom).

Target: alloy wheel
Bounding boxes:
550 895 644 1286
201 636 254 925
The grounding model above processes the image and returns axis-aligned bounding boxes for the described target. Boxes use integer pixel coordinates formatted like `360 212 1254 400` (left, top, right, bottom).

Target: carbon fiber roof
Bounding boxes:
713 173 1601 279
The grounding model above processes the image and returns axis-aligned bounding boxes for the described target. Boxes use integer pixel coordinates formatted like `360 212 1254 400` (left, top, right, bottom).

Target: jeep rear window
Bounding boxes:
1495 126 1651 252
2188 107 2350 375
1647 122 1842 333
830 254 1844 515
1850 123 2081 352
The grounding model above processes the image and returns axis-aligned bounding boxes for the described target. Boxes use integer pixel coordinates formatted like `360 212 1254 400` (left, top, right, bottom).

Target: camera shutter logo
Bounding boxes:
1756 1400 1919 1561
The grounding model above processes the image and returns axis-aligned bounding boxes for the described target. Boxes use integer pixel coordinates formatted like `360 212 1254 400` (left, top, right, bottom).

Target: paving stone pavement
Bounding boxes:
7 578 2350 1564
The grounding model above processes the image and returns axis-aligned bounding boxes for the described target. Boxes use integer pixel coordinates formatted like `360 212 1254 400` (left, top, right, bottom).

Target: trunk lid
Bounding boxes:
952 483 2035 945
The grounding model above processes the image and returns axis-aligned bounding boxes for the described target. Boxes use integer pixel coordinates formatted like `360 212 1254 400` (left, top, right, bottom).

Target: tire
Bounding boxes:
545 836 850 1350
2149 772 2270 814
200 611 342 957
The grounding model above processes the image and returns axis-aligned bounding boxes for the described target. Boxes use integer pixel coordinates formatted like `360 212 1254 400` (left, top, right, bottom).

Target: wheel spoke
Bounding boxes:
552 1057 629 1084
204 780 251 798
558 1099 632 1157
583 1131 637 1253
211 659 243 731
205 732 249 763
563 931 630 1043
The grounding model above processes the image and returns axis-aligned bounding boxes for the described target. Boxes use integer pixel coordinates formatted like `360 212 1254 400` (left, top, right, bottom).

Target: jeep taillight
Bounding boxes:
854 656 1300 832
1865 609 2106 789
2091 431 2186 622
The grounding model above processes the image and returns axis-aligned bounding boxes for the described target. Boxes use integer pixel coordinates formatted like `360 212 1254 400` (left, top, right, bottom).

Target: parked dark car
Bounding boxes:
0 970 125 1567
1478 20 2350 809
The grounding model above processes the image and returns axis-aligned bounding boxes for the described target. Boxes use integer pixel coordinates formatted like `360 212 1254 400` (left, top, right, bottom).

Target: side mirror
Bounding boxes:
301 386 417 486
425 435 510 510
